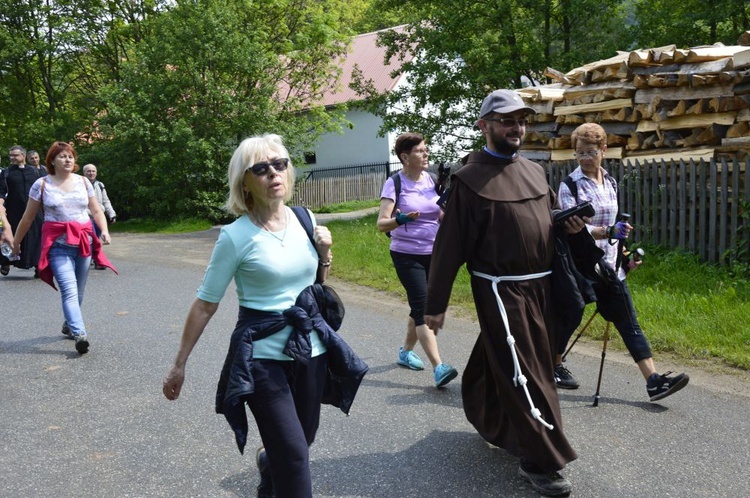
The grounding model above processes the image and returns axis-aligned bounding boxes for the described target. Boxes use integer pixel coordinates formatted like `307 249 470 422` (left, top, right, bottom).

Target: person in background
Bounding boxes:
0 145 44 277
162 134 367 498
425 89 582 497
553 122 689 402
26 150 46 176
12 141 115 355
377 132 458 388
83 164 117 268
82 164 116 227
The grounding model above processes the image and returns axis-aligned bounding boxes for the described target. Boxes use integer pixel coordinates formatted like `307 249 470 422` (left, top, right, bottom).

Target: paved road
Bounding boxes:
1 227 749 498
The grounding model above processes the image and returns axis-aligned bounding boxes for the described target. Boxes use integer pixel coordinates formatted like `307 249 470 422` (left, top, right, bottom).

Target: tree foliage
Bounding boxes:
1 0 355 222
629 0 750 49
353 0 749 161
1 0 749 218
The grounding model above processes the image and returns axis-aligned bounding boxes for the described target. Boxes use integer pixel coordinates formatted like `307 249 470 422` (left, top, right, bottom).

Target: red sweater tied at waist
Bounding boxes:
38 220 118 289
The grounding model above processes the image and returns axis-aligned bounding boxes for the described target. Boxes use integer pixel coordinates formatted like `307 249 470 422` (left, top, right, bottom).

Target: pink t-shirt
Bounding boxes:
380 171 441 255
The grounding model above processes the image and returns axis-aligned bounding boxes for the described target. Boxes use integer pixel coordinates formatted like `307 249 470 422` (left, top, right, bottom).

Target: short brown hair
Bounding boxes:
571 123 607 149
394 132 425 164
44 141 79 175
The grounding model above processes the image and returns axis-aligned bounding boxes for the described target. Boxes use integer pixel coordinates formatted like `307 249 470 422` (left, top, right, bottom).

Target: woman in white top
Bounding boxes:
12 141 115 355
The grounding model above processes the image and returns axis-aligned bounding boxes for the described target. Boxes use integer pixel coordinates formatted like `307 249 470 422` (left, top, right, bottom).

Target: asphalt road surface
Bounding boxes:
1 226 749 498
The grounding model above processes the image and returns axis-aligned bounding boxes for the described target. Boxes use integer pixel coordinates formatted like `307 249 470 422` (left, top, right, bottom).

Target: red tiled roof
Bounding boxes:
320 26 411 107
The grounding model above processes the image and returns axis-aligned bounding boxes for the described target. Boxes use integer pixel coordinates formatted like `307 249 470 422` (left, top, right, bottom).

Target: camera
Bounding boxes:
553 201 595 225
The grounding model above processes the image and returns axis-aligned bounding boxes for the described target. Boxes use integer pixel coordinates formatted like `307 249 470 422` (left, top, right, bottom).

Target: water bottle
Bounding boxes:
1 242 19 261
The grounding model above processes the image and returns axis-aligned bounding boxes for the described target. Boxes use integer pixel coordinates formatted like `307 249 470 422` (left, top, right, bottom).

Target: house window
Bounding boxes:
304 152 317 165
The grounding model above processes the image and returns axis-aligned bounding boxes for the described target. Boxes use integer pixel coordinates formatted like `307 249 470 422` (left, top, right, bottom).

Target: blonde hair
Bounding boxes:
571 123 607 149
224 134 296 216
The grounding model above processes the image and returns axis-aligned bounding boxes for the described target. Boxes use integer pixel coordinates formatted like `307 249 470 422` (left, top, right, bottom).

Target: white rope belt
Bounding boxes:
472 269 555 431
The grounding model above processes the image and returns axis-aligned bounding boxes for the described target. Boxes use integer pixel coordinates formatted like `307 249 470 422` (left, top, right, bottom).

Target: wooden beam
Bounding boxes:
552 147 623 161
721 136 750 147
725 121 749 138
622 147 715 165
561 80 636 99
636 112 737 132
554 98 632 116
634 84 735 104
630 58 732 76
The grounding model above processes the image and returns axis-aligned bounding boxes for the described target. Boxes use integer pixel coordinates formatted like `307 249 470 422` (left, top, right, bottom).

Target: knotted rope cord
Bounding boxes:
472 270 555 431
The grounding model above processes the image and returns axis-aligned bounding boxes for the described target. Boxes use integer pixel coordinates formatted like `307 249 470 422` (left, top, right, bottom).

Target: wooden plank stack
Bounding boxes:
518 33 750 165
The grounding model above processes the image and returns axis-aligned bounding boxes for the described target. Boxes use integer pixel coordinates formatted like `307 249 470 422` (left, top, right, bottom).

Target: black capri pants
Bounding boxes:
390 250 432 326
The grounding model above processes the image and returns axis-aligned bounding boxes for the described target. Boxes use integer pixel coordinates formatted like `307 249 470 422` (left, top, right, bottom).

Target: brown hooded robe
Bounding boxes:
426 151 577 472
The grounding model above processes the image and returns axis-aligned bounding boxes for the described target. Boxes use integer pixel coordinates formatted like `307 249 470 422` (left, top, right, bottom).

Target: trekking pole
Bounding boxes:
561 310 599 362
592 321 611 407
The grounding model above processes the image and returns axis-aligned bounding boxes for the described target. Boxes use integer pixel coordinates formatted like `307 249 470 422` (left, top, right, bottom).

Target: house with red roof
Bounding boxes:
303 26 412 169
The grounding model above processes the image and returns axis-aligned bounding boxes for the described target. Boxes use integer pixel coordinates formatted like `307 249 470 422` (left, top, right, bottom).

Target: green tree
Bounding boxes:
630 0 750 48
90 0 353 221
0 0 167 152
352 0 631 160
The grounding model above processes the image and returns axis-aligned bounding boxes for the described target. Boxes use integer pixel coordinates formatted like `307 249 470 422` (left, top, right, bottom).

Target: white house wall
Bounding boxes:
310 109 396 168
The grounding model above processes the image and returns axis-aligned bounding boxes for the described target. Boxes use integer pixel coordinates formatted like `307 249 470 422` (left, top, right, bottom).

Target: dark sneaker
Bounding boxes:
519 465 572 497
1 264 9 276
61 323 73 339
554 364 580 390
74 334 90 354
647 371 689 401
255 447 273 498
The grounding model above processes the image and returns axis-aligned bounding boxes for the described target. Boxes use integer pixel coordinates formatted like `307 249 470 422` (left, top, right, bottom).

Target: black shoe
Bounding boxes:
554 364 579 390
256 447 274 498
74 334 90 354
647 371 689 401
1 264 9 276
519 465 572 497
61 323 73 339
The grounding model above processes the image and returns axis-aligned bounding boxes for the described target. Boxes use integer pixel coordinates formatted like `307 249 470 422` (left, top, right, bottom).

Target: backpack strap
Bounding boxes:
291 205 314 246
562 175 578 203
290 206 324 284
391 172 401 212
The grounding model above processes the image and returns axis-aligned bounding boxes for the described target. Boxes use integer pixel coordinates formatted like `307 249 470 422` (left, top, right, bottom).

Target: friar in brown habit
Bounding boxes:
425 90 584 497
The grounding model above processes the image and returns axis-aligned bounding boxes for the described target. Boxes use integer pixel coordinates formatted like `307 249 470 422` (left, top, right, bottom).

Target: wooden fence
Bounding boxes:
294 156 750 265
291 161 399 209
546 156 750 265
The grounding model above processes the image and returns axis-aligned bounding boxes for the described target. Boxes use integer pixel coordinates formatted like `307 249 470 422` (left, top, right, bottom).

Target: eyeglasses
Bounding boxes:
248 158 290 176
483 117 527 127
574 150 601 159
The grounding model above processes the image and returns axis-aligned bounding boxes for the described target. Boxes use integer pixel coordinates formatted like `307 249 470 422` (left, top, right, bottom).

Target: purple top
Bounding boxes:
380 171 441 255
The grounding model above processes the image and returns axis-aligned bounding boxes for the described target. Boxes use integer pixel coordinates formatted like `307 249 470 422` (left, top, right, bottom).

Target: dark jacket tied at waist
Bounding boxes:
215 283 368 453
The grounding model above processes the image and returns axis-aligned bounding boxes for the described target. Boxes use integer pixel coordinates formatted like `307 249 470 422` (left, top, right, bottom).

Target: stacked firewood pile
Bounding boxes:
519 32 750 164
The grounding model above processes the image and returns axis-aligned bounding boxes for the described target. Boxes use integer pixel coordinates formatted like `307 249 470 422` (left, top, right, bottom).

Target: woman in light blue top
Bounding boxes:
163 134 334 498
377 132 458 388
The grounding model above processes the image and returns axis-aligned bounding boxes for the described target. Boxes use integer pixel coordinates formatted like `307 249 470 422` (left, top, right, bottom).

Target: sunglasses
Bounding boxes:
248 158 290 176
483 117 527 127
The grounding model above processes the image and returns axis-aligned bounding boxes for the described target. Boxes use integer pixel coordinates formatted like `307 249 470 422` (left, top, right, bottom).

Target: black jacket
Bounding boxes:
551 227 604 339
215 283 368 453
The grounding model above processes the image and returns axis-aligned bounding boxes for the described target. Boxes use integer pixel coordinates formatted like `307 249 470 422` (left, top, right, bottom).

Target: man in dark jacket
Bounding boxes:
0 145 44 276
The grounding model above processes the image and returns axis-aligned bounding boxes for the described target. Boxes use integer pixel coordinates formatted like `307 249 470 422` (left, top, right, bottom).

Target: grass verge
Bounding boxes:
328 213 750 371
112 206 750 371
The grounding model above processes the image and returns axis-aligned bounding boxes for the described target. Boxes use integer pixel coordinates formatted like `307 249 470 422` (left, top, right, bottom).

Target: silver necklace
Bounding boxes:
253 209 289 246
